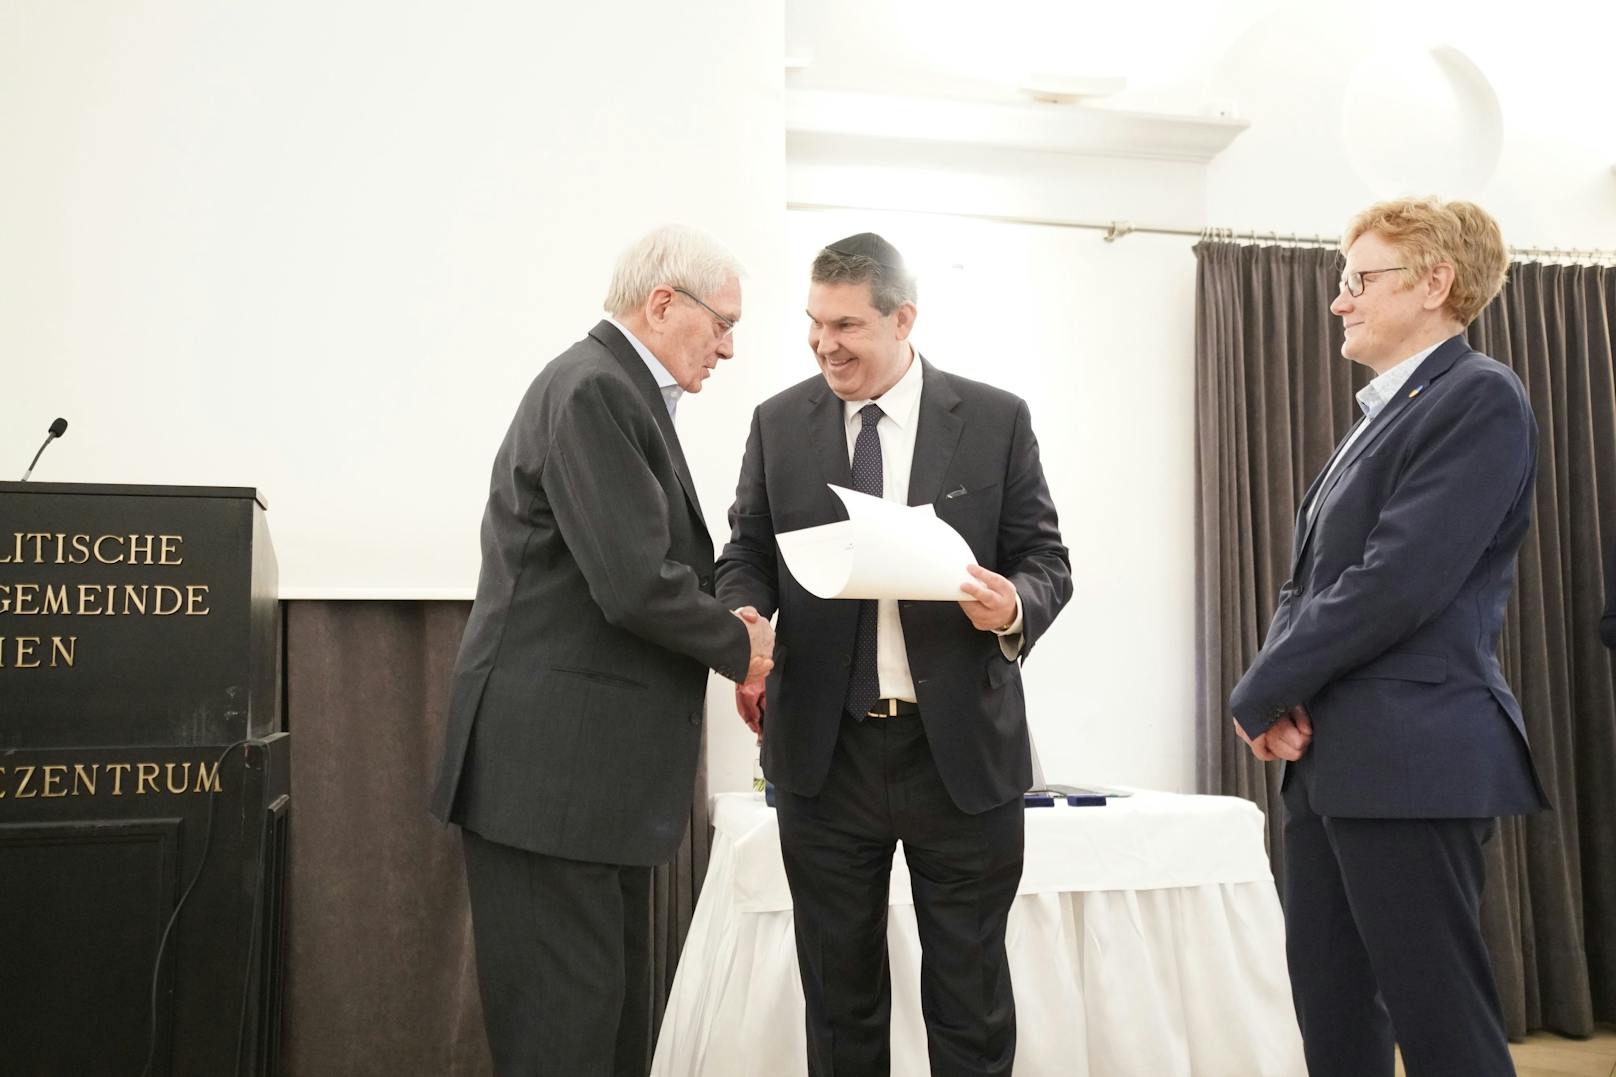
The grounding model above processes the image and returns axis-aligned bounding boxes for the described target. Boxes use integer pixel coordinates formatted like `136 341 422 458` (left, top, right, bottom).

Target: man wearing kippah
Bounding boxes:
717 232 1073 1076
1230 199 1546 1077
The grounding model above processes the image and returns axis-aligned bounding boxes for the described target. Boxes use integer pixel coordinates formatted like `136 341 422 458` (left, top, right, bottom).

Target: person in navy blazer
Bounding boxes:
1230 198 1547 1077
717 233 1071 1076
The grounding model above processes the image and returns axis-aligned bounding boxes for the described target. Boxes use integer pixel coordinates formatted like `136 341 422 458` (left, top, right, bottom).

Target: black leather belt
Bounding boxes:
865 698 919 719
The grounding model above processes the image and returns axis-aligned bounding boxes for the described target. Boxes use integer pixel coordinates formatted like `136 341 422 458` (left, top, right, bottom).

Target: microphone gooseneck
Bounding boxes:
19 417 69 481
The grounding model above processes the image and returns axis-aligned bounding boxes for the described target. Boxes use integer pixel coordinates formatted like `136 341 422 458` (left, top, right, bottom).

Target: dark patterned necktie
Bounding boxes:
844 403 884 717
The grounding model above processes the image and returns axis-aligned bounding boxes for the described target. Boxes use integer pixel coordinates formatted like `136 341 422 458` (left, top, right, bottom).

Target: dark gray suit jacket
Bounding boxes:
1230 335 1547 818
716 358 1072 814
1602 539 1616 649
431 321 750 866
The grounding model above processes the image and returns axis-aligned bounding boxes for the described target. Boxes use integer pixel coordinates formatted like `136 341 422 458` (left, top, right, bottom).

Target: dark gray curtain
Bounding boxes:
1193 242 1358 878
1469 263 1616 1031
281 600 713 1076
1193 242 1616 1037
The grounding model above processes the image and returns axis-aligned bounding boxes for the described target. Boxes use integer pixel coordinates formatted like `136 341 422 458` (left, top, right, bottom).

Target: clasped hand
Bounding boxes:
1233 705 1313 762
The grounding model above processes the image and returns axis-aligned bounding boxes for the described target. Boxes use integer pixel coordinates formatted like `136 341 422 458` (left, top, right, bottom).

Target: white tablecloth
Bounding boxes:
652 791 1306 1077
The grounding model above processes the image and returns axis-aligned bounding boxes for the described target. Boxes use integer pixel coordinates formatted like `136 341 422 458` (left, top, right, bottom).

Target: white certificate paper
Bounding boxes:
775 485 979 601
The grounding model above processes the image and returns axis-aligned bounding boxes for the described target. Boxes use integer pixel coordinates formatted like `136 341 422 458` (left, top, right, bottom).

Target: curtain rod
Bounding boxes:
787 201 1616 265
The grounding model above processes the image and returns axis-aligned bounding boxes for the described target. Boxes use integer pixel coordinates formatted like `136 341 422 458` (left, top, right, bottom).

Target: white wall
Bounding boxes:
1200 2 1616 245
721 0 1616 799
1 1 787 596
784 0 1616 246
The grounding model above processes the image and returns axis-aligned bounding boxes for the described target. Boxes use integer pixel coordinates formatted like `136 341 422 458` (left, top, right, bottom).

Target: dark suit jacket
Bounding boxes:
1602 539 1616 649
430 321 750 866
715 358 1072 814
1230 335 1546 818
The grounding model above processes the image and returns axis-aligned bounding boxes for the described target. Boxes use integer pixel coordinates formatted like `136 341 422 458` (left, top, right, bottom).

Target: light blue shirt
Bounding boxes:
1355 342 1437 422
606 315 683 419
1308 342 1441 523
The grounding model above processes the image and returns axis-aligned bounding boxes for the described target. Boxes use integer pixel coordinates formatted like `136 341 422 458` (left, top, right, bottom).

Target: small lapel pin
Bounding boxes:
1408 383 1426 399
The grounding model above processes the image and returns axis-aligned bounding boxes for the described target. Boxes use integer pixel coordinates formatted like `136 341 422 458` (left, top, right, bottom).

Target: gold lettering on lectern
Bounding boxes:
152 586 182 616
93 535 122 564
0 761 226 799
0 637 76 668
0 531 186 566
0 584 209 618
0 526 213 668
195 761 222 793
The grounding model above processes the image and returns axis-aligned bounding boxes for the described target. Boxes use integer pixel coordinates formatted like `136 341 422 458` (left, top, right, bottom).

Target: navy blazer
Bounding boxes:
1230 335 1547 818
716 358 1072 814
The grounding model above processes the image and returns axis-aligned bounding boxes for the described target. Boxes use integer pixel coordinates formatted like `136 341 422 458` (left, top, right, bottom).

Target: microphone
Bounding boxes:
19 417 68 481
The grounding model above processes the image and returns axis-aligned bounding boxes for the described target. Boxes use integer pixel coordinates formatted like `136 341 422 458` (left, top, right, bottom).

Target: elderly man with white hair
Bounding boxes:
431 225 774 1077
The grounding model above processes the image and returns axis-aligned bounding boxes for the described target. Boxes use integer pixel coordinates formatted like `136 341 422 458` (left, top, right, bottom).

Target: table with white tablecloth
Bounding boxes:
652 790 1306 1077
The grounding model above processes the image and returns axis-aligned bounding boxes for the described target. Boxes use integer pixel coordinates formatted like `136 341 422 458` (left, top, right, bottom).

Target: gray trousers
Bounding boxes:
461 828 654 1077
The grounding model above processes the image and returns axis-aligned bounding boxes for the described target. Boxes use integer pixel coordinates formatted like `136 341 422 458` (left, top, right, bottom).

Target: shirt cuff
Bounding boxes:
992 592 1025 659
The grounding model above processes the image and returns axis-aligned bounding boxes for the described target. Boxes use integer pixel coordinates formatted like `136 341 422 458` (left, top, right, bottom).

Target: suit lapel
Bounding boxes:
906 357 964 506
807 381 853 491
805 354 962 507
1290 417 1364 571
1291 335 1469 574
589 321 706 522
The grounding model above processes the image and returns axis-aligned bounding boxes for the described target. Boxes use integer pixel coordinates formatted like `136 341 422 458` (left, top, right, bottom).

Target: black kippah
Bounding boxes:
824 232 905 272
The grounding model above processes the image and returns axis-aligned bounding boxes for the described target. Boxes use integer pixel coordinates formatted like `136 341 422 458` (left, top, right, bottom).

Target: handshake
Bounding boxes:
732 606 774 684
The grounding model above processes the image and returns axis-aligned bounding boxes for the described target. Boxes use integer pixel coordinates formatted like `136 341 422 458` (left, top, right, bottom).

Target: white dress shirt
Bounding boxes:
607 315 683 418
1307 342 1439 524
842 348 1022 702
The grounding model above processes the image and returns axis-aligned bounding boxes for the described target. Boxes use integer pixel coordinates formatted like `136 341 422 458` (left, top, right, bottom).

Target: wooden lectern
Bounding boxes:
0 481 289 1076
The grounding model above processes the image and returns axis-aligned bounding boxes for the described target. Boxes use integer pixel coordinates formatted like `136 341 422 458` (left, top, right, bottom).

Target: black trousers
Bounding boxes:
774 711 1025 1077
460 828 653 1077
1282 762 1515 1077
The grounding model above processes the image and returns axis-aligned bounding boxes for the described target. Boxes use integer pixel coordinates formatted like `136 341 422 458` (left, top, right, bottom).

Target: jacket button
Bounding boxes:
689 710 702 725
841 655 851 668
699 574 713 590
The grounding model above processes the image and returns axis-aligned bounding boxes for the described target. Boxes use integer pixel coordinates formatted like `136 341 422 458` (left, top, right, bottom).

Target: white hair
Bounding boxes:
602 224 744 317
